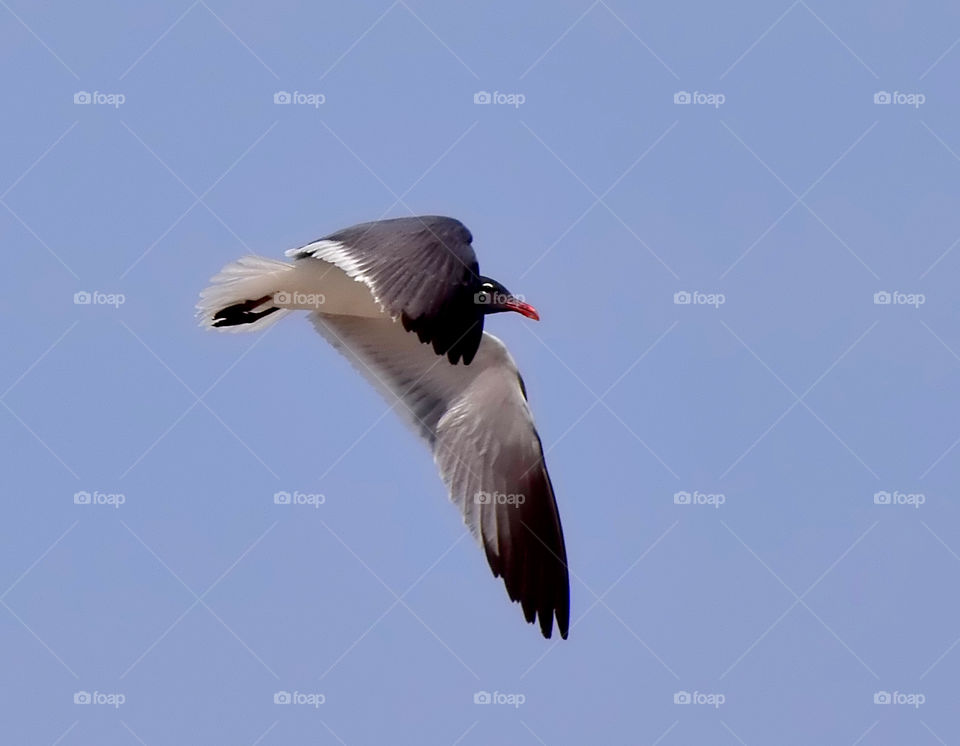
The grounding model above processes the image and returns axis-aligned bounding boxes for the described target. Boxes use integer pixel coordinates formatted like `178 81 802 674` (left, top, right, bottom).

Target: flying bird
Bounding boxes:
197 216 569 638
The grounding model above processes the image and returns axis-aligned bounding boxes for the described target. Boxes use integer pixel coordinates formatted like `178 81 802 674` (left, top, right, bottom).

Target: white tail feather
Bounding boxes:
197 255 294 332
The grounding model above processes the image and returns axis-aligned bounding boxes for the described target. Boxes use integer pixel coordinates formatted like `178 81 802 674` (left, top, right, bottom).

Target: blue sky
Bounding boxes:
2 1 960 743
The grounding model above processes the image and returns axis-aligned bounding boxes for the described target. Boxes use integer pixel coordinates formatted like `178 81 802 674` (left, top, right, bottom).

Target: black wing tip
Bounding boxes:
520 603 568 639
483 498 570 640
538 595 570 639
538 610 569 640
505 570 570 640
487 552 570 640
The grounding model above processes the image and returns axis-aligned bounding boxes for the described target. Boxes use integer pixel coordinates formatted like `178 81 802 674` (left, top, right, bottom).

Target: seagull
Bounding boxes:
197 216 569 639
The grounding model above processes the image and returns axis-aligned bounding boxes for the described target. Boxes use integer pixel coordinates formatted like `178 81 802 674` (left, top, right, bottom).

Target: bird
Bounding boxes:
197 215 569 639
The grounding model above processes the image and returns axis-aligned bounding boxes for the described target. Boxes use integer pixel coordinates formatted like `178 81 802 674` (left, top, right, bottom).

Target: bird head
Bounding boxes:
473 277 539 320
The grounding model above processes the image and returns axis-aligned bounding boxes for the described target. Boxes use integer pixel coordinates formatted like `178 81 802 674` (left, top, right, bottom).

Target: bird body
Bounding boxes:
198 216 569 638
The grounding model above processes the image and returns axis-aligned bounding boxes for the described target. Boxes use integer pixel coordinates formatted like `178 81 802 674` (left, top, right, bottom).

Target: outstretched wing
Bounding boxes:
289 216 484 364
310 313 570 639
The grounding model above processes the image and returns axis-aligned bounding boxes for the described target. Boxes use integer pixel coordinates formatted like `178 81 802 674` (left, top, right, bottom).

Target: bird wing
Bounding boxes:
309 312 570 638
289 216 484 364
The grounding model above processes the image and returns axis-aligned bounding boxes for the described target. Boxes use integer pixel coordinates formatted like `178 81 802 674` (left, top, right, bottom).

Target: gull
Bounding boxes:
198 216 569 638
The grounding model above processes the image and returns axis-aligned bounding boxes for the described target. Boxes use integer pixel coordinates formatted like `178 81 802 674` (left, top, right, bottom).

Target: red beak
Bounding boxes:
504 298 540 321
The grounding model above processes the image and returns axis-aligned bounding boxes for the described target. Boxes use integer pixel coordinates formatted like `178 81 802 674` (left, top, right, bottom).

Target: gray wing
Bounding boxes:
310 312 570 639
290 216 484 364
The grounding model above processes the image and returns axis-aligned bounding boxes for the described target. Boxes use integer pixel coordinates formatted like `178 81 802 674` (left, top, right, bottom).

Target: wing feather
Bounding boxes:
308 312 569 638
290 216 484 363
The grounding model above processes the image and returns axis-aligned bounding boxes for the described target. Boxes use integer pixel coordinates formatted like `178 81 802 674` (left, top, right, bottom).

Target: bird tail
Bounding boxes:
197 255 296 332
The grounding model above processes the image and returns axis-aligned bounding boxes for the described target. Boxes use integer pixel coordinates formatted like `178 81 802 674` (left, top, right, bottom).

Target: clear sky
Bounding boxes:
2 1 959 744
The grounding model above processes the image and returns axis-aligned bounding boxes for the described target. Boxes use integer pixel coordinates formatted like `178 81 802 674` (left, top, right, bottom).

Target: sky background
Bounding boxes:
2 1 960 744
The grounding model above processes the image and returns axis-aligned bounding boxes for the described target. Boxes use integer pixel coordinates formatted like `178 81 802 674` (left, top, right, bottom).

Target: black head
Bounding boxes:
473 276 540 320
